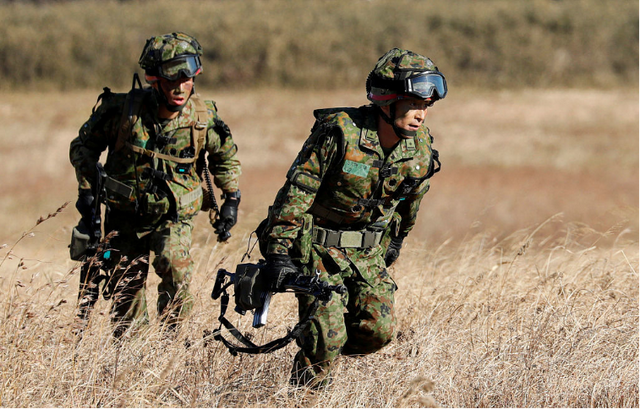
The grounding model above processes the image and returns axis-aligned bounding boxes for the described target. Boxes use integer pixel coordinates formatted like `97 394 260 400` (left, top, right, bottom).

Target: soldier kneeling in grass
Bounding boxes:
258 48 447 388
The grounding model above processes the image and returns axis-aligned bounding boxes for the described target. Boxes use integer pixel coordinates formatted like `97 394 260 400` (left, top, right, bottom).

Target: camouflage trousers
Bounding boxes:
292 243 397 387
104 212 195 336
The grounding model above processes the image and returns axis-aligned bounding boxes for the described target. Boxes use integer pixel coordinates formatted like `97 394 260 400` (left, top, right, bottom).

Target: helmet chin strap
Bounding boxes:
377 104 417 140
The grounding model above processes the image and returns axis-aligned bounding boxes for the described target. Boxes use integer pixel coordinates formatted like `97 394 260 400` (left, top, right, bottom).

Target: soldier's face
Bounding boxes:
388 98 430 137
157 76 194 107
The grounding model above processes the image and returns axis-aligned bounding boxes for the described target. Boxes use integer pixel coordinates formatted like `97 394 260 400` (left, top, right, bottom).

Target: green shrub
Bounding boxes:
0 0 637 91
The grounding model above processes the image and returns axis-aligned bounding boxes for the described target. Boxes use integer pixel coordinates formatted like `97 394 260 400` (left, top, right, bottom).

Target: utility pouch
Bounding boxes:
104 177 138 213
145 193 170 215
234 262 269 311
380 212 401 251
70 222 91 261
142 192 171 225
255 216 270 259
290 213 313 265
254 211 313 264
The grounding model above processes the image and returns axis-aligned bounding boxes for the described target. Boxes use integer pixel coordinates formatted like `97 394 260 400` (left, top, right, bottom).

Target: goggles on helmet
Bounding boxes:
157 55 202 81
404 72 447 100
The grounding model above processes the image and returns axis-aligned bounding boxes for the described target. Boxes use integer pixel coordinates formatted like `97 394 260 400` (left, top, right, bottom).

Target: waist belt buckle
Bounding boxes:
339 231 363 248
362 230 383 248
312 226 328 245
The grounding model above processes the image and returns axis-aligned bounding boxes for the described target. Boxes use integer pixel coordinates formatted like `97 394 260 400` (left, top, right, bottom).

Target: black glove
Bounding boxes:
213 191 240 241
264 254 298 291
384 237 404 267
76 188 95 227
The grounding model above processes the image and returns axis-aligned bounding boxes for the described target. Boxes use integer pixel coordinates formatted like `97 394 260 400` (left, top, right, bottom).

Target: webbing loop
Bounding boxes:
208 282 318 355
311 226 383 249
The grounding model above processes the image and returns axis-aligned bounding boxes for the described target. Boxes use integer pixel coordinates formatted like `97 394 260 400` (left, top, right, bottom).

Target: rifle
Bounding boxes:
209 261 346 355
70 162 114 324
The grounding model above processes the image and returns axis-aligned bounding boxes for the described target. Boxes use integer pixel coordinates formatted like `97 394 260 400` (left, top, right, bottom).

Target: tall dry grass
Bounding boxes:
0 210 637 407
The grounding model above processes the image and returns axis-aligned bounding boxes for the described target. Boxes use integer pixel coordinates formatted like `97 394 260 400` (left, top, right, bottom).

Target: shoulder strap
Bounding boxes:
92 87 113 114
114 87 148 153
190 93 208 157
311 108 348 174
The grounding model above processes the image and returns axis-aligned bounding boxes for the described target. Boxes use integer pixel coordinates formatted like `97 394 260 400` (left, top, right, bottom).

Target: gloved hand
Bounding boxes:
75 188 95 226
264 253 298 291
212 191 240 241
384 236 404 267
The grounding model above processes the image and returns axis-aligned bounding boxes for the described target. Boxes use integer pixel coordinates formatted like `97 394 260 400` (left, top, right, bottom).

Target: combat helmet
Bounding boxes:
367 48 447 106
366 48 447 139
139 32 203 83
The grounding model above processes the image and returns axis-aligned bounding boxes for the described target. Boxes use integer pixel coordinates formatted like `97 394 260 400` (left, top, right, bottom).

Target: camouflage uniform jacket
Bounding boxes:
70 88 241 228
264 105 438 258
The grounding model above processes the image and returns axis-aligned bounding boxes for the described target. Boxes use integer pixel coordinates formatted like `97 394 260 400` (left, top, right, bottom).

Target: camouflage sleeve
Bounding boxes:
204 101 241 193
265 124 340 255
69 93 123 190
394 178 430 238
394 128 438 238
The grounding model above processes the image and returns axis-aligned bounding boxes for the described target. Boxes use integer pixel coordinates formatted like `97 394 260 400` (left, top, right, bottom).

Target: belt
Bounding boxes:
178 186 202 207
312 226 383 249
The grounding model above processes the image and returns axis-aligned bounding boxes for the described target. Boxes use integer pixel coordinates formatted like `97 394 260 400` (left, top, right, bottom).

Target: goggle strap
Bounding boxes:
369 76 406 93
368 92 400 101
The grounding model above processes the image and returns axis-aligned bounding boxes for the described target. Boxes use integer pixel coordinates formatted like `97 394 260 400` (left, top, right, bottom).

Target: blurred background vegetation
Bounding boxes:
0 0 637 92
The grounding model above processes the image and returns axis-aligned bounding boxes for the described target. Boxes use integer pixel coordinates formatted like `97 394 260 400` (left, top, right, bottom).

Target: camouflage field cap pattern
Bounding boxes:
138 32 203 72
367 48 445 106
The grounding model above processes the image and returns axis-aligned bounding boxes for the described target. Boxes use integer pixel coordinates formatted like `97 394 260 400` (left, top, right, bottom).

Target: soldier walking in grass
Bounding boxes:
69 32 241 338
258 48 447 387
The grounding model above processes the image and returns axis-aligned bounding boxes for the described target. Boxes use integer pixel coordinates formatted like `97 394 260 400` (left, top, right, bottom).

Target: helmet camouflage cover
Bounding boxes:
138 32 203 80
367 48 447 106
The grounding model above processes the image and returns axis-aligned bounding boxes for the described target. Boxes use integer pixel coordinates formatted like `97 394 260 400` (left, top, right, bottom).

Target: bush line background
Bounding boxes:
0 0 638 92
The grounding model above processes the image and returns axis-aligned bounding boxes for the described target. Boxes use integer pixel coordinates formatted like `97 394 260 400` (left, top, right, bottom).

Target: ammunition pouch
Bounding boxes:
291 213 313 263
104 176 137 213
255 211 313 264
141 192 171 225
104 177 134 201
105 189 171 225
380 212 401 251
69 220 93 261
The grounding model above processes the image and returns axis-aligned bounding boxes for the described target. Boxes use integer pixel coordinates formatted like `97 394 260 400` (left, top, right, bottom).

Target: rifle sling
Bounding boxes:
211 286 318 355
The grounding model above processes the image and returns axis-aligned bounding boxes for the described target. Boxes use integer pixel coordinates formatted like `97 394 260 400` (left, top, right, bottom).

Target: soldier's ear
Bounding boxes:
379 104 392 117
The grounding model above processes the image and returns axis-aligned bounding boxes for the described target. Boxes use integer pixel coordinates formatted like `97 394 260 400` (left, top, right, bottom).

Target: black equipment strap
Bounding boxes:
210 285 318 356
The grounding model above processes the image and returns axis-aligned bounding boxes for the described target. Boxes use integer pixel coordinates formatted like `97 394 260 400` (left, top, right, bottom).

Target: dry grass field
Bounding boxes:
0 88 637 407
